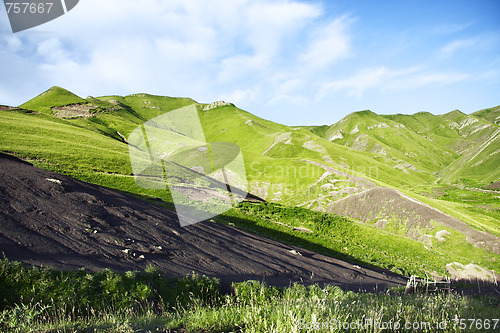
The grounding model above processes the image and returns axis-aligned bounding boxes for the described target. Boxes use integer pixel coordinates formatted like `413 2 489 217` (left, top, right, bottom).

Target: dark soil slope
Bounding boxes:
328 187 500 254
0 153 405 291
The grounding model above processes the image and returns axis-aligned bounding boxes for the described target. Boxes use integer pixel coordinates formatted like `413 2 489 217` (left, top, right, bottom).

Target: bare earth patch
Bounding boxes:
0 153 406 291
446 262 499 283
52 103 101 119
327 187 500 253
0 105 38 113
485 181 500 190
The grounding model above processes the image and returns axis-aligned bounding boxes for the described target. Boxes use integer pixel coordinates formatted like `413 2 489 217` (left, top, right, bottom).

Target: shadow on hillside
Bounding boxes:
450 279 500 297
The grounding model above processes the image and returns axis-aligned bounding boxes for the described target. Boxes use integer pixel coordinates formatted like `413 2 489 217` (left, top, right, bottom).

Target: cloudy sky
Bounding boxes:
1 0 499 125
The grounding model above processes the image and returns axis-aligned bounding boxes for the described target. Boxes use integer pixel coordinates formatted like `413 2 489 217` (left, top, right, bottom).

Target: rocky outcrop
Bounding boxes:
203 101 234 111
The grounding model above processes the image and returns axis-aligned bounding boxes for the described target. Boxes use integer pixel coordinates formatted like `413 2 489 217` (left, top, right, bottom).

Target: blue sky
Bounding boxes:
1 0 499 125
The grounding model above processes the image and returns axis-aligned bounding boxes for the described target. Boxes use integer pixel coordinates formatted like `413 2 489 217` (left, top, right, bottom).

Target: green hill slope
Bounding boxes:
20 86 88 114
321 108 499 187
472 105 500 125
438 110 500 184
324 111 457 177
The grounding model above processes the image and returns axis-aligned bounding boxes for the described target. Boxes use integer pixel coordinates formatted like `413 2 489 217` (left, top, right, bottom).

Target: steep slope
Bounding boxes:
326 187 499 253
316 108 499 242
198 105 440 195
439 110 500 184
0 153 406 290
324 111 457 176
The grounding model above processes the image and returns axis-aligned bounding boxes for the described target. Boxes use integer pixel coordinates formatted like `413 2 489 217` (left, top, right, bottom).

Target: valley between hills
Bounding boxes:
0 86 499 282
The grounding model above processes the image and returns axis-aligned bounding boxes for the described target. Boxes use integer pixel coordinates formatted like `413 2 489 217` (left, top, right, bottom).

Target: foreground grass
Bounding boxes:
1 258 498 332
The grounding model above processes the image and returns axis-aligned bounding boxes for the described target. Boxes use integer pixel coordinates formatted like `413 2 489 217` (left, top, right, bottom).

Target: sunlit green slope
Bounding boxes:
320 108 499 187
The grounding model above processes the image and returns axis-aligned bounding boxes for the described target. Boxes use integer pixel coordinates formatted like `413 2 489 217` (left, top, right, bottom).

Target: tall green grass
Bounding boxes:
0 259 498 332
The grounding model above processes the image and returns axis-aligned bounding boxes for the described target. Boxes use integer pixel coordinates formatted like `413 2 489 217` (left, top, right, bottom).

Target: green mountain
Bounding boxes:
1 86 498 278
20 86 88 114
320 108 500 186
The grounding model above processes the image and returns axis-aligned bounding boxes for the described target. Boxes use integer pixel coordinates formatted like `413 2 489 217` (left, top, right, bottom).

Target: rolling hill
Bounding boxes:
0 86 498 279
321 109 499 186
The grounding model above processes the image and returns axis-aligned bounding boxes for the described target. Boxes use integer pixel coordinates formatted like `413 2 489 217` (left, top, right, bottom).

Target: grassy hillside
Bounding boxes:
225 201 499 276
472 105 500 125
438 110 500 185
1 86 498 278
321 109 499 186
324 111 457 178
198 104 436 204
0 108 174 204
296 124 330 137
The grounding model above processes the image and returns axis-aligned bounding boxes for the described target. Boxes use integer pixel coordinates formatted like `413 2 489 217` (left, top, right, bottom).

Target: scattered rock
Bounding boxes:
435 230 451 242
51 103 102 119
203 101 234 111
328 131 343 141
0 152 406 291
46 178 62 185
116 131 128 144
293 226 312 233
446 262 499 283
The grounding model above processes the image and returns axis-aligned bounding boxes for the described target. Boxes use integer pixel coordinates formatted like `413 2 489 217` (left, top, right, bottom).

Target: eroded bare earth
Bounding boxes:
52 104 101 119
327 187 500 254
0 153 406 291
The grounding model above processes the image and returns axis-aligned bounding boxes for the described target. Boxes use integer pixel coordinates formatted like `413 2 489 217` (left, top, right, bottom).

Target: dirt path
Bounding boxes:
0 153 406 291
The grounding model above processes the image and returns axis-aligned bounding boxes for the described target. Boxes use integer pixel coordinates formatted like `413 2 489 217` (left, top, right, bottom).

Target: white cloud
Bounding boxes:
402 72 469 88
430 21 475 35
4 0 326 101
318 67 390 99
155 33 218 65
264 73 309 106
318 67 468 100
439 39 477 58
217 53 270 83
439 34 499 59
36 37 75 66
219 87 261 106
1 0 498 125
3 35 22 52
245 1 321 57
268 93 309 106
300 16 352 70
